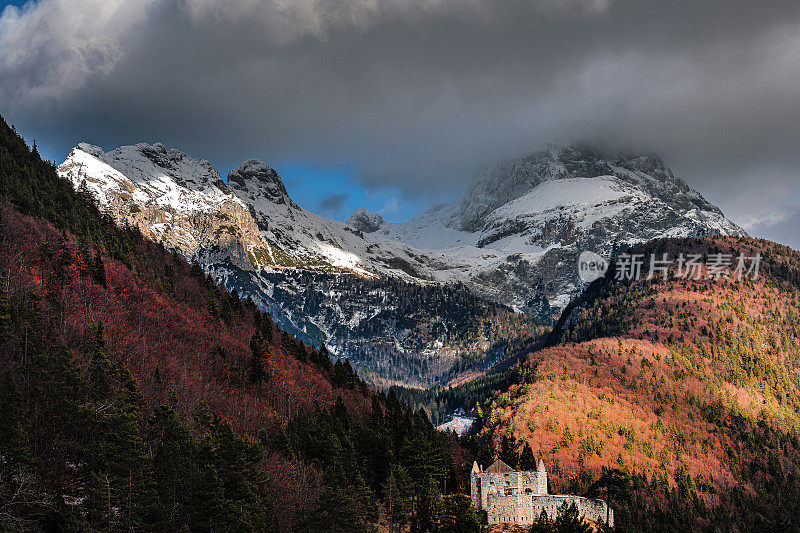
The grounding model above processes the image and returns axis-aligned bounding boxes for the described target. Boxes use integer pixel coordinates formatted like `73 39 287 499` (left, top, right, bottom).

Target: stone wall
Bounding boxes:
485 493 613 528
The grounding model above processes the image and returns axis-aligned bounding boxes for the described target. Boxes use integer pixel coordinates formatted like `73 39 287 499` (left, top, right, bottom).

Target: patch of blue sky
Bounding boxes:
274 161 431 223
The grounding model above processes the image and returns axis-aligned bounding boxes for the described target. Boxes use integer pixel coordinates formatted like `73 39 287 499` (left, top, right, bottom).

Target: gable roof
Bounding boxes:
485 459 513 473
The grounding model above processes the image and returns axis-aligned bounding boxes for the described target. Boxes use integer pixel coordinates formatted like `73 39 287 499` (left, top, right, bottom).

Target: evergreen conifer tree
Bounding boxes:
519 441 537 471
248 329 268 384
499 433 519 469
439 493 481 532
530 508 555 533
383 464 413 533
0 273 10 342
554 502 592 533
0 376 33 468
92 249 107 287
413 476 442 533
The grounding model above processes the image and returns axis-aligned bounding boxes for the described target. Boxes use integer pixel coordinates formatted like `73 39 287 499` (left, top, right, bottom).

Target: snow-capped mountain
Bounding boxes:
349 146 745 312
60 142 263 270
59 142 543 385
58 142 743 384
59 142 431 279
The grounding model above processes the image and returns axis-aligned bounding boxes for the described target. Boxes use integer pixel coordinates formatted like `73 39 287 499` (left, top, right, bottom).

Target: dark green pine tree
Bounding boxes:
412 476 442 533
149 404 201 531
383 464 413 533
310 344 334 373
298 485 367 533
192 409 271 530
0 375 34 469
519 441 537 471
318 344 333 370
0 375 47 531
281 331 308 362
530 508 555 533
332 358 359 389
259 311 274 345
438 493 482 533
92 249 107 287
83 323 159 530
88 321 112 401
189 402 230 530
554 502 592 533
0 273 10 342
499 433 519 469
55 233 72 285
248 329 269 384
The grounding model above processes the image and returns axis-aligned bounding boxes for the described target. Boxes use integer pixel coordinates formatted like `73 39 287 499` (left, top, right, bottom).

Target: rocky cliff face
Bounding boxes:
59 143 408 276
60 143 265 270
58 142 744 384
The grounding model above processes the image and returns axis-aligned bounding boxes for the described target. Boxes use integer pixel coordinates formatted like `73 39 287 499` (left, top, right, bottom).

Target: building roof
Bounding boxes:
484 459 514 473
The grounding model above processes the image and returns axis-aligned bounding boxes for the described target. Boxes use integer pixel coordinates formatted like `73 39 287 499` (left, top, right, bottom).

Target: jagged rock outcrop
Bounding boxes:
228 158 290 205
346 207 384 233
59 143 264 270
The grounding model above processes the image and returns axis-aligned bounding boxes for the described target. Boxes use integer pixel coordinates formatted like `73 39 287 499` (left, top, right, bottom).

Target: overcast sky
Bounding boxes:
1 0 798 248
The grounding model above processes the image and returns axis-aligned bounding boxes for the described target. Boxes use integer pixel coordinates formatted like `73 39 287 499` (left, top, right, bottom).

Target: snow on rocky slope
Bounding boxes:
59 142 541 386
61 143 745 315
59 143 744 384
349 146 745 314
59 143 435 280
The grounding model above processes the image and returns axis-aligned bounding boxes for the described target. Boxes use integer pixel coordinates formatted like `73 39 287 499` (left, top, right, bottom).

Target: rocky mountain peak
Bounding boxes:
346 207 385 233
132 142 222 190
227 159 288 203
74 142 226 192
455 145 720 233
75 142 104 158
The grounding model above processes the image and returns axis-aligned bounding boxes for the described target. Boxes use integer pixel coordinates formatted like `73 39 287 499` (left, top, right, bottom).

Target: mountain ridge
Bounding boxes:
58 141 745 385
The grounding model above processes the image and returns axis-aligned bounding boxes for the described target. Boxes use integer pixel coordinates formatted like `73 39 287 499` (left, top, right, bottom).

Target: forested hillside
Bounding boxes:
476 236 800 531
393 356 534 426
0 115 483 531
213 264 547 388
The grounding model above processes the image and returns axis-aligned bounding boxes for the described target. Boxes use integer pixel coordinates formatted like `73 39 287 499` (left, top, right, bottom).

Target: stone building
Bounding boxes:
470 459 613 527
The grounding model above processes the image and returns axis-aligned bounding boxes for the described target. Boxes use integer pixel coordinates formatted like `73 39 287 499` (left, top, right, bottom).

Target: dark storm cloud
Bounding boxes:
318 193 349 217
1 0 799 247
